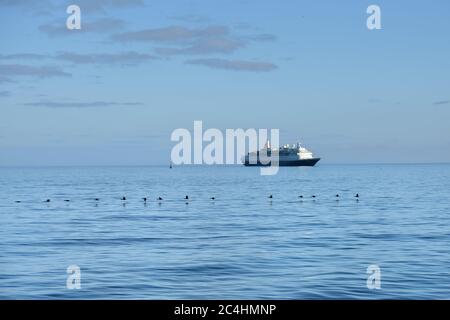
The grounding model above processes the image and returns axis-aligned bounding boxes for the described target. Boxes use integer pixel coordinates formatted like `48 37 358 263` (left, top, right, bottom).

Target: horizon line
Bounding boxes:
1 162 450 168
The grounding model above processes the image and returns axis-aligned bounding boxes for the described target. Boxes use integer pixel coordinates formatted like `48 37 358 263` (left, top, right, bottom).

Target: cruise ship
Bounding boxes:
243 141 320 167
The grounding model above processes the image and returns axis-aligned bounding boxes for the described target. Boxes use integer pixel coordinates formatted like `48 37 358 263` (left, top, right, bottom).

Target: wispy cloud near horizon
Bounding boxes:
54 51 156 65
185 58 278 72
433 100 450 106
168 14 209 24
0 64 71 79
112 25 229 43
24 101 144 108
0 53 47 60
155 38 245 55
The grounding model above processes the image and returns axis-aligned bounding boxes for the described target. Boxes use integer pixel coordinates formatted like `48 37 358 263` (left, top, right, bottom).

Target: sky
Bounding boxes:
0 0 449 165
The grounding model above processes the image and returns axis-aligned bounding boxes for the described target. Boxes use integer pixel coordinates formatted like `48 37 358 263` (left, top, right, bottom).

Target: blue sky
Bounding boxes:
1 0 449 165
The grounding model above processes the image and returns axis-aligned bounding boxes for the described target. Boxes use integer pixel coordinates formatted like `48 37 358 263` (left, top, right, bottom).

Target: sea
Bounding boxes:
0 164 449 299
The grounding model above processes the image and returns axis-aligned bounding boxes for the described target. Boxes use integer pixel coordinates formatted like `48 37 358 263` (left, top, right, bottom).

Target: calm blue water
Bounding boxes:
1 164 450 299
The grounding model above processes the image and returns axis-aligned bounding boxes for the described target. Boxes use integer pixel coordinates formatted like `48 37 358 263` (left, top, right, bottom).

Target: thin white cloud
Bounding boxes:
112 24 276 58
185 58 278 72
244 34 277 42
433 100 450 106
155 38 245 55
0 64 71 78
0 53 47 60
0 76 13 83
24 101 143 108
168 14 209 24
55 51 156 65
112 25 228 43
0 51 156 66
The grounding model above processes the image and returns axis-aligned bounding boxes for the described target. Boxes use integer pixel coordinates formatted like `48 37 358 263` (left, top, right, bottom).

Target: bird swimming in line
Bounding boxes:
157 197 163 201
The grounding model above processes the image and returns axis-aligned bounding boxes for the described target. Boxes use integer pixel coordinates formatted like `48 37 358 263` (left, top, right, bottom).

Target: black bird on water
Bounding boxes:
299 195 303 198
94 198 99 201
15 200 21 203
64 199 70 202
210 197 215 200
143 197 147 202
157 197 163 201
121 196 126 201
335 194 340 200
312 195 316 198
355 193 359 198
185 195 189 200
268 195 273 199
45 199 50 203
